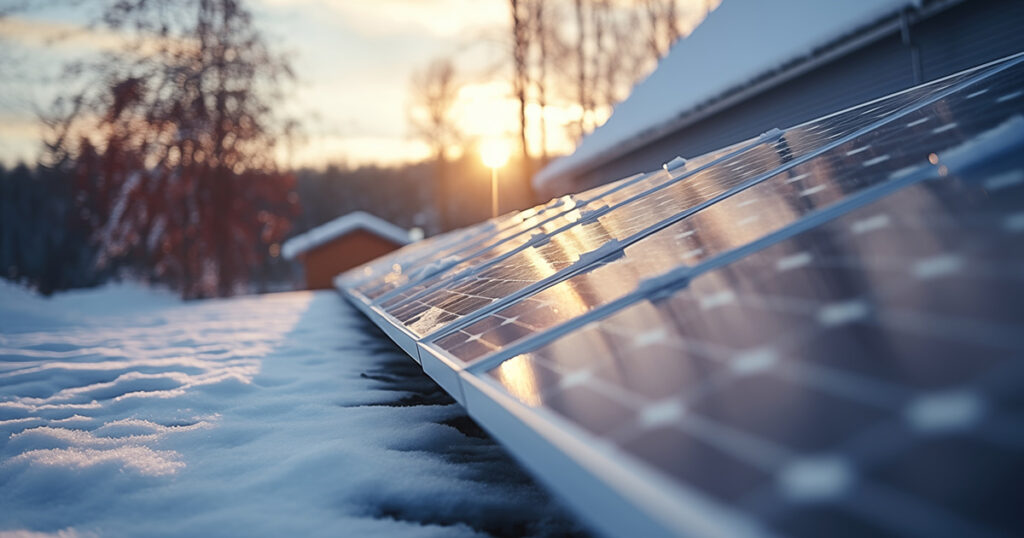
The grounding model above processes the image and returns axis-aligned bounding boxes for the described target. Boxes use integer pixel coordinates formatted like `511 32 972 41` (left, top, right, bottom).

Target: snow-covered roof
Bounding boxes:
282 211 412 259
534 0 916 191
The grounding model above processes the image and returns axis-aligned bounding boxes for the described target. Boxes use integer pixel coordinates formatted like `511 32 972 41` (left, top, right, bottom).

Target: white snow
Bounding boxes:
0 283 582 537
534 0 915 193
282 211 413 260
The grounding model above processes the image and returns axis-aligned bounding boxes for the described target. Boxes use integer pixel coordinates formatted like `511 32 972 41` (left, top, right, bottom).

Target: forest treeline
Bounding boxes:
0 152 535 296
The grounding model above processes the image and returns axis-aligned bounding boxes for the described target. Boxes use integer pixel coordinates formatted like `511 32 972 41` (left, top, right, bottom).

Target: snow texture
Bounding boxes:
282 211 413 260
534 0 915 191
0 282 587 537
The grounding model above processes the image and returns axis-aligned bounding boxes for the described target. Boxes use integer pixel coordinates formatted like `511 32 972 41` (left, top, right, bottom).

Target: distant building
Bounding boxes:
534 0 1024 198
283 211 412 290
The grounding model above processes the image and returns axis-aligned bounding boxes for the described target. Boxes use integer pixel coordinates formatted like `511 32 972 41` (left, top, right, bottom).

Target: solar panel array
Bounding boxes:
335 53 1024 538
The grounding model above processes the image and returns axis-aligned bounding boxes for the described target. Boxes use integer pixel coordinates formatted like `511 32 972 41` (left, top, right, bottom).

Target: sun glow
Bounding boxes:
479 138 510 169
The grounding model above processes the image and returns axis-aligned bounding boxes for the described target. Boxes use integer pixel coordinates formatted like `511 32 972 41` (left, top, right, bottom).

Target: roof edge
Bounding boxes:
282 210 412 260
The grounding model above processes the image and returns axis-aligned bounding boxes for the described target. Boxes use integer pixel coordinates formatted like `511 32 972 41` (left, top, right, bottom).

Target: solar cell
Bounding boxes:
369 143 757 311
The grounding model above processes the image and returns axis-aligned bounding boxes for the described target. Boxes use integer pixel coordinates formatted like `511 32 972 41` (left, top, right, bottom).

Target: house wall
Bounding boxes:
549 0 1024 196
301 230 403 290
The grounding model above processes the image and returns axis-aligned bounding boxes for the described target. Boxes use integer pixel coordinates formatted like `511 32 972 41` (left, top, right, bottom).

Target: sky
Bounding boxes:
252 0 521 168
0 0 707 169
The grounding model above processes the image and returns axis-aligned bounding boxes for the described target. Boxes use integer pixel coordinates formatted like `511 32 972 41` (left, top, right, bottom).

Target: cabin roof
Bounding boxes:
282 211 412 260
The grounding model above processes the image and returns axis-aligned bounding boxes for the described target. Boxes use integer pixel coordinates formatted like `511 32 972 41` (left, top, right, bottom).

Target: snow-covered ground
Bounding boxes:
0 282 587 537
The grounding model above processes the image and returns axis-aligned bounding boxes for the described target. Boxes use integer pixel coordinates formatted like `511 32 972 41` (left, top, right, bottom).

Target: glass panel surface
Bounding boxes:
486 145 1024 536
431 59 1024 360
363 65 986 306
393 62 1010 339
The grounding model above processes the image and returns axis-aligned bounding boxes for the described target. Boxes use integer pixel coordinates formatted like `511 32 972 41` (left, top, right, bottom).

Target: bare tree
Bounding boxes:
46 0 298 299
510 0 532 169
408 58 462 163
408 56 462 231
529 0 550 162
591 0 610 116
425 0 709 188
572 0 590 139
643 0 683 58
548 0 701 145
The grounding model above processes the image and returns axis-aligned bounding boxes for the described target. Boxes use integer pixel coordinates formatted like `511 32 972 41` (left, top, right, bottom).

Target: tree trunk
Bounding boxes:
511 0 531 166
574 0 588 139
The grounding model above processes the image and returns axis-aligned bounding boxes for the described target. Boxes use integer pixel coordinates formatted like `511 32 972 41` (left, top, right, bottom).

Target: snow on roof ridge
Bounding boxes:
534 0 915 191
282 211 412 259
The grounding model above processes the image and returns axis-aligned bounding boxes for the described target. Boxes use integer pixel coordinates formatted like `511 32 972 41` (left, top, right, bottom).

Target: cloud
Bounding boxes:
0 115 45 166
0 15 189 57
0 16 125 52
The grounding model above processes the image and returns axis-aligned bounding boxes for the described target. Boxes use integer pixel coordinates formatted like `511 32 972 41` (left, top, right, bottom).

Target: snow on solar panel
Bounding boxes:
335 52 1024 537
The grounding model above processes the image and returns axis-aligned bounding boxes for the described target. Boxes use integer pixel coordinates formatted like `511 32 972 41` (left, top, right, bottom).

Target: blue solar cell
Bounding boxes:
774 507 900 538
619 426 772 503
868 436 1024 532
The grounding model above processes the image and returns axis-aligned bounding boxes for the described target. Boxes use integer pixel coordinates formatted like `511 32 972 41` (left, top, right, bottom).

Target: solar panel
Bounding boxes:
348 140 774 304
481 155 1024 535
349 199 559 300
355 62 987 301
350 161 706 302
377 61 992 343
426 59 1024 365
335 52 1024 537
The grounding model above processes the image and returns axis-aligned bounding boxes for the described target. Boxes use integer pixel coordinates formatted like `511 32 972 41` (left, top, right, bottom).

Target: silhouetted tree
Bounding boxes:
510 0 708 146
510 0 532 170
409 58 462 163
529 0 552 161
45 0 298 298
408 57 463 232
643 0 683 58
